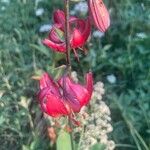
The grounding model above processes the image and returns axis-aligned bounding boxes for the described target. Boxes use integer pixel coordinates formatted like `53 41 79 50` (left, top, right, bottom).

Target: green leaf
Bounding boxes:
30 44 50 57
0 116 5 125
22 145 30 150
56 130 72 150
90 143 106 150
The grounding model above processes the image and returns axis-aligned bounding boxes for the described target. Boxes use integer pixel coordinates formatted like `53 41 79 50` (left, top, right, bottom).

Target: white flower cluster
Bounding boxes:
71 71 79 83
34 0 50 33
78 81 115 150
1 0 10 3
1 0 10 11
39 24 52 33
106 74 116 84
93 30 104 38
35 8 44 16
136 32 147 39
70 1 88 16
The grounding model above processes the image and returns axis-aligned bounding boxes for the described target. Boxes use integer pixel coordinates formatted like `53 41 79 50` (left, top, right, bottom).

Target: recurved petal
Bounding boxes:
71 18 91 48
58 73 93 111
48 25 64 43
39 73 60 96
46 93 69 117
84 72 93 105
38 88 69 117
42 25 66 52
42 38 66 52
53 9 65 25
60 76 81 112
66 72 93 106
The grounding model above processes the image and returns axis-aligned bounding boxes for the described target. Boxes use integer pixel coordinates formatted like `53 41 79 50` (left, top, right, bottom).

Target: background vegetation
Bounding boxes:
0 0 149 149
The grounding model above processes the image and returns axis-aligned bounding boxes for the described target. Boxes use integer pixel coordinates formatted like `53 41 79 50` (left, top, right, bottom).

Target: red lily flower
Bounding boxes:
38 73 68 117
42 10 91 54
58 72 93 112
88 0 110 32
38 72 93 117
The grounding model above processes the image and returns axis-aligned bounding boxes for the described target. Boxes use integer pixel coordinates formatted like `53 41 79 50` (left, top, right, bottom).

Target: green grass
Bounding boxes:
0 0 150 150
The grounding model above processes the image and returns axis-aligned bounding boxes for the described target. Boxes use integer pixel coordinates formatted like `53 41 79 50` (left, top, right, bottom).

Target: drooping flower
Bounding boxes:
38 73 68 117
42 10 91 54
88 0 110 32
38 72 93 117
58 72 93 112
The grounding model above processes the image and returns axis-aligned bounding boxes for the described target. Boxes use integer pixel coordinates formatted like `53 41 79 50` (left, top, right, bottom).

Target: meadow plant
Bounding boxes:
36 0 114 150
0 0 149 149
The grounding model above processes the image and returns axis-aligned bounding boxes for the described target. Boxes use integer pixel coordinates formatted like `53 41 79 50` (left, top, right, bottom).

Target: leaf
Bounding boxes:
102 44 112 51
0 90 5 99
22 145 30 150
90 143 106 150
0 116 5 125
30 44 50 56
56 130 72 150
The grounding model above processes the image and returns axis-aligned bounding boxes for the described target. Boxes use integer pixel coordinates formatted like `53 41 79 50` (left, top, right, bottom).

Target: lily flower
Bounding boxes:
42 10 91 55
88 0 110 32
38 72 93 117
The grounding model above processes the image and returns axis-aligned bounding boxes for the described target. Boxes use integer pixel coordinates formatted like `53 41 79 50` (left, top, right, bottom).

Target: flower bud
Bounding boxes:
88 0 110 32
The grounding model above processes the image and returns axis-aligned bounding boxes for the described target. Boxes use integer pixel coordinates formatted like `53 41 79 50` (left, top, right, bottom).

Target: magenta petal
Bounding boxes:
42 39 66 52
42 24 66 52
38 73 69 117
58 73 93 112
53 10 65 25
84 72 93 105
43 9 91 53
71 18 91 48
38 89 68 117
61 76 81 112
66 72 93 106
46 93 68 117
39 73 61 96
38 72 93 116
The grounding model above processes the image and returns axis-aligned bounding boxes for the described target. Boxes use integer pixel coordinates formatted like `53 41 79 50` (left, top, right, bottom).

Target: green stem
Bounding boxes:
68 118 74 150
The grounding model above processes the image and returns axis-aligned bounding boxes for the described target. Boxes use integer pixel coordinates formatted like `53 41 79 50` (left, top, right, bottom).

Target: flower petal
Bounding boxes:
38 88 69 117
53 10 65 25
43 38 66 52
39 73 60 96
71 18 91 48
42 24 66 52
84 72 93 105
58 72 93 112
45 93 69 117
61 76 81 112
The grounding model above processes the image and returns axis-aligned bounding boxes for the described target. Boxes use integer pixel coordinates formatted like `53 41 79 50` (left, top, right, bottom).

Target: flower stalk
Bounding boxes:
65 0 71 72
38 0 111 149
65 0 74 150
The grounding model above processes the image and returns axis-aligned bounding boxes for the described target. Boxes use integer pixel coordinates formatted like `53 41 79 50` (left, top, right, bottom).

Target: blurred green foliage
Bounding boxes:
0 0 149 150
